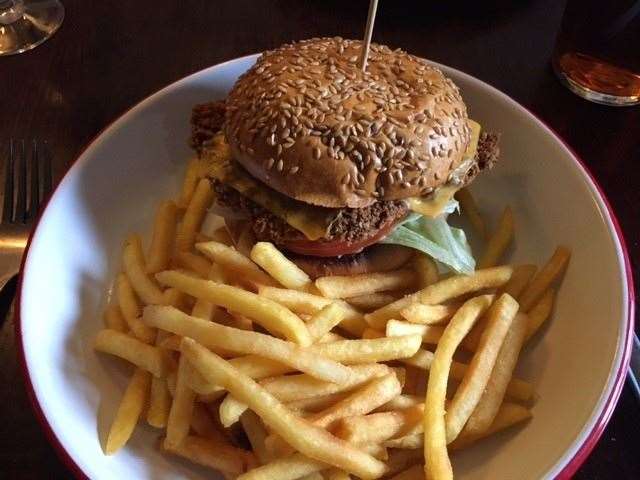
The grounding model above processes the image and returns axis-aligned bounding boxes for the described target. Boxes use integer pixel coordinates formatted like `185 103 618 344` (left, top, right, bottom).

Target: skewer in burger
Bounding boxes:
191 38 499 278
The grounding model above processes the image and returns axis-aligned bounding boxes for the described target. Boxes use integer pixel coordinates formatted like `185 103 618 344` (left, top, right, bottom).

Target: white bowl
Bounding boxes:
16 54 634 480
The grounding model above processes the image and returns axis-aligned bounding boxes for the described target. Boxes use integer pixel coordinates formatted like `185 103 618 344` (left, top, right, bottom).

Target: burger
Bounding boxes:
190 38 499 278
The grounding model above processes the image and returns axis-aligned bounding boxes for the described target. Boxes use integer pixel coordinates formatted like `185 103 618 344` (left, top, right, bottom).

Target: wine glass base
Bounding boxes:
0 0 64 56
553 64 640 107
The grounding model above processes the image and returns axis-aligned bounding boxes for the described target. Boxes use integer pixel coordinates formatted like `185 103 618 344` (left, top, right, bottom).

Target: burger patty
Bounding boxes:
212 180 409 245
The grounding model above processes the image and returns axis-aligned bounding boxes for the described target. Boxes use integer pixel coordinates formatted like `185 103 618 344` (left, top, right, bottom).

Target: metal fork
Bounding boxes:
0 140 53 292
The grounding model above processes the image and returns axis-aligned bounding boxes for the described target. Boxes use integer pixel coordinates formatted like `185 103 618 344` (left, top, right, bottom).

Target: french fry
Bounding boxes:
219 394 246 428
176 178 214 252
414 254 439 288
224 355 292 383
162 435 250 475
519 246 570 312
388 465 424 480
307 303 346 341
402 347 534 402
104 304 127 333
258 286 333 314
286 392 351 414
219 363 391 427
315 269 417 299
257 286 368 336
192 262 228 321
449 402 532 451
163 287 188 310
183 358 219 395
400 303 458 325
143 306 352 384
363 295 415 330
250 241 312 291
502 264 537 299
365 266 513 329
105 368 151 454
178 158 201 208
477 207 514 269
306 373 403 430
147 375 171 428
175 251 212 278
346 292 401 312
463 312 528 436
309 335 422 364
336 404 424 445
238 452 326 480
261 363 391 402
445 294 518 442
166 355 197 448
189 354 293 399
147 200 179 274
123 235 165 305
386 320 445 345
181 339 386 479
156 271 312 346
424 295 494 480
266 372 403 457
196 241 276 287
94 329 167 378
418 267 511 305
377 394 423 412
241 410 272 465
116 273 156 343
525 289 555 340
455 187 486 239
147 331 172 429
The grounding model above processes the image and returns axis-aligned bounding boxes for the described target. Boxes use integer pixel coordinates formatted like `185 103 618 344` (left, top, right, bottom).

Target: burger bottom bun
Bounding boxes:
289 244 414 279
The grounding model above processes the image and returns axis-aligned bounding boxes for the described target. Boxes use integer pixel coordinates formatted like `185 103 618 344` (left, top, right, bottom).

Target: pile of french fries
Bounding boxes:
94 160 571 480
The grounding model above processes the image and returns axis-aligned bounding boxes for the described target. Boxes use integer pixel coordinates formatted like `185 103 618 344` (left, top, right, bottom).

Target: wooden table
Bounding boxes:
1 0 638 478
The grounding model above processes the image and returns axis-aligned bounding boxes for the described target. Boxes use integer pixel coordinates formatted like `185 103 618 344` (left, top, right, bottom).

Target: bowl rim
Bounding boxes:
13 53 635 480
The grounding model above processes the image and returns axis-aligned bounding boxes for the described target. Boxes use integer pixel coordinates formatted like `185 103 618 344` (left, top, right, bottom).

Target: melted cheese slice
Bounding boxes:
406 185 459 218
406 120 481 218
203 120 481 238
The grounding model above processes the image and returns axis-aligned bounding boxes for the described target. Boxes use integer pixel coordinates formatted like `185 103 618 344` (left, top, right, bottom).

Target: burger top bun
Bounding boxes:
224 37 472 208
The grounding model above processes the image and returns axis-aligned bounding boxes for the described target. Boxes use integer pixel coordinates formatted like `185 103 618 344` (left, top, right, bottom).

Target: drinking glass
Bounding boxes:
552 0 640 106
0 0 64 56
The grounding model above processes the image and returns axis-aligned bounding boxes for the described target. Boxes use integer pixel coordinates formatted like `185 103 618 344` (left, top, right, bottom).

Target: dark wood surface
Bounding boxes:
1 0 639 478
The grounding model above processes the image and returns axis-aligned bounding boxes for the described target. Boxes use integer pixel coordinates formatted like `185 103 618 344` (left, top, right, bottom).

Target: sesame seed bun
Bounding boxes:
224 37 472 208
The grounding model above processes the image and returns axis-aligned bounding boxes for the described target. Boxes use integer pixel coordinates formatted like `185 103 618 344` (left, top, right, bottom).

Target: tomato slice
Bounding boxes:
283 220 399 257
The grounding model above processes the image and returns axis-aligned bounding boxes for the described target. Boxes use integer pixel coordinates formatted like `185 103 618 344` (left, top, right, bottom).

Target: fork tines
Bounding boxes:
2 140 53 224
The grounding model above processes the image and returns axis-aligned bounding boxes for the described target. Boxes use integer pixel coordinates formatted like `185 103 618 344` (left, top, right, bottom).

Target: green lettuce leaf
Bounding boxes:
381 204 475 274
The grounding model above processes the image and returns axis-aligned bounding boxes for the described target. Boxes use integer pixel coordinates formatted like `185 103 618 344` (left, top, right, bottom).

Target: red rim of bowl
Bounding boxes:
13 57 635 480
